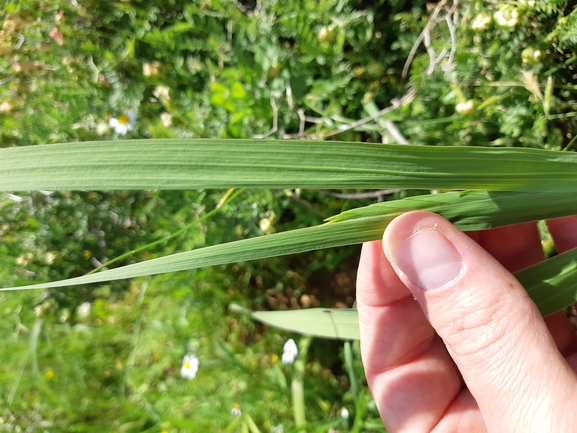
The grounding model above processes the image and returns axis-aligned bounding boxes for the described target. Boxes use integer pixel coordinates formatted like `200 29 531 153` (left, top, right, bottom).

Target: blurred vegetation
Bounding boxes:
0 0 576 431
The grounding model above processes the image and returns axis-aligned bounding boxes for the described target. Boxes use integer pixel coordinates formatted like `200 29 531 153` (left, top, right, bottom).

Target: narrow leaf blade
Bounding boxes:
3 190 577 292
519 247 577 317
239 248 577 340
249 308 359 340
2 139 577 192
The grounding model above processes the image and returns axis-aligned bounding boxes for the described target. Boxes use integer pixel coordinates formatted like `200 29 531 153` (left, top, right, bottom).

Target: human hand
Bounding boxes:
357 211 577 432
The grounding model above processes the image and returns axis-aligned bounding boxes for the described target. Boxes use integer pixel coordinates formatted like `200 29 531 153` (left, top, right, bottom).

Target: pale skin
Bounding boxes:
357 211 577 433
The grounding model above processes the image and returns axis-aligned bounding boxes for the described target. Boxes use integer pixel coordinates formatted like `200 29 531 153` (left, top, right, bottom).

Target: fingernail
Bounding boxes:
391 229 463 291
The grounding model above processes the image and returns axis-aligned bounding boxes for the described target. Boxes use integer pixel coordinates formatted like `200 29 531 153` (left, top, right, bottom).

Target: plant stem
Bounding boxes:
344 341 360 398
292 335 312 427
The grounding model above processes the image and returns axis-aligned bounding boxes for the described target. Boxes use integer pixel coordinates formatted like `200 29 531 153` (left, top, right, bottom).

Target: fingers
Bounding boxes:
357 241 462 432
547 215 577 253
383 211 577 432
357 241 433 373
471 222 577 357
471 222 577 356
357 223 554 432
546 215 577 356
468 222 543 272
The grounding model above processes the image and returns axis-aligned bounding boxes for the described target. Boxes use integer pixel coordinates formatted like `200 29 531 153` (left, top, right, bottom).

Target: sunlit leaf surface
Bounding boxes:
2 139 577 192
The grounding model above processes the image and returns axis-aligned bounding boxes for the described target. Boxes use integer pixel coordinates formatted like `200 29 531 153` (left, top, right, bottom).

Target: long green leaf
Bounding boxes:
233 247 577 340
519 247 577 317
231 305 360 340
3 190 577 292
2 139 577 192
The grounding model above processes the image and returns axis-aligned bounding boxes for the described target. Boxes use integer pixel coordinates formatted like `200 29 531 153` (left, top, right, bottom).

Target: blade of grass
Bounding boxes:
2 139 577 192
87 188 243 274
233 246 577 340
519 246 577 317
2 190 577 292
327 190 577 229
246 307 360 340
344 341 360 396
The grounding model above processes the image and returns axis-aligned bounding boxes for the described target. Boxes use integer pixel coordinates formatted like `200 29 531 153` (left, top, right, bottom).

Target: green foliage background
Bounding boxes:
0 0 576 431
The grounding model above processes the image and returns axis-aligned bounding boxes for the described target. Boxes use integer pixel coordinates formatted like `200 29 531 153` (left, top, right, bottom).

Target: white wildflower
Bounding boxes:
455 100 474 115
142 61 160 77
153 85 170 102
95 121 108 136
471 13 492 32
259 217 272 233
494 5 520 28
45 252 56 265
0 101 12 113
340 407 349 420
518 0 535 10
231 404 242 417
282 338 298 365
76 302 91 319
108 111 136 135
160 112 172 127
180 354 199 379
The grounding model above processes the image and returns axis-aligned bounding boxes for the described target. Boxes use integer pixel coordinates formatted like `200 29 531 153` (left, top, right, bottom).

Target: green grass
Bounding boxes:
1 0 577 431
0 270 369 432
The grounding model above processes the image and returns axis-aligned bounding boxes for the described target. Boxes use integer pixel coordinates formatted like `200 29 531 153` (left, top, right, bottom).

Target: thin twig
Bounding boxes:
304 115 333 125
0 75 15 86
281 111 336 139
286 80 294 110
86 55 100 84
15 35 25 50
402 0 448 80
319 89 416 138
253 96 278 139
4 193 24 203
290 195 328 218
227 19 233 41
427 48 448 75
383 120 409 144
297 109 306 136
423 25 438 69
231 0 248 13
442 13 458 72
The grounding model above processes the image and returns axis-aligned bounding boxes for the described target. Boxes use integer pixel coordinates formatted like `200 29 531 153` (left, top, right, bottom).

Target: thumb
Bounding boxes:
383 211 577 432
